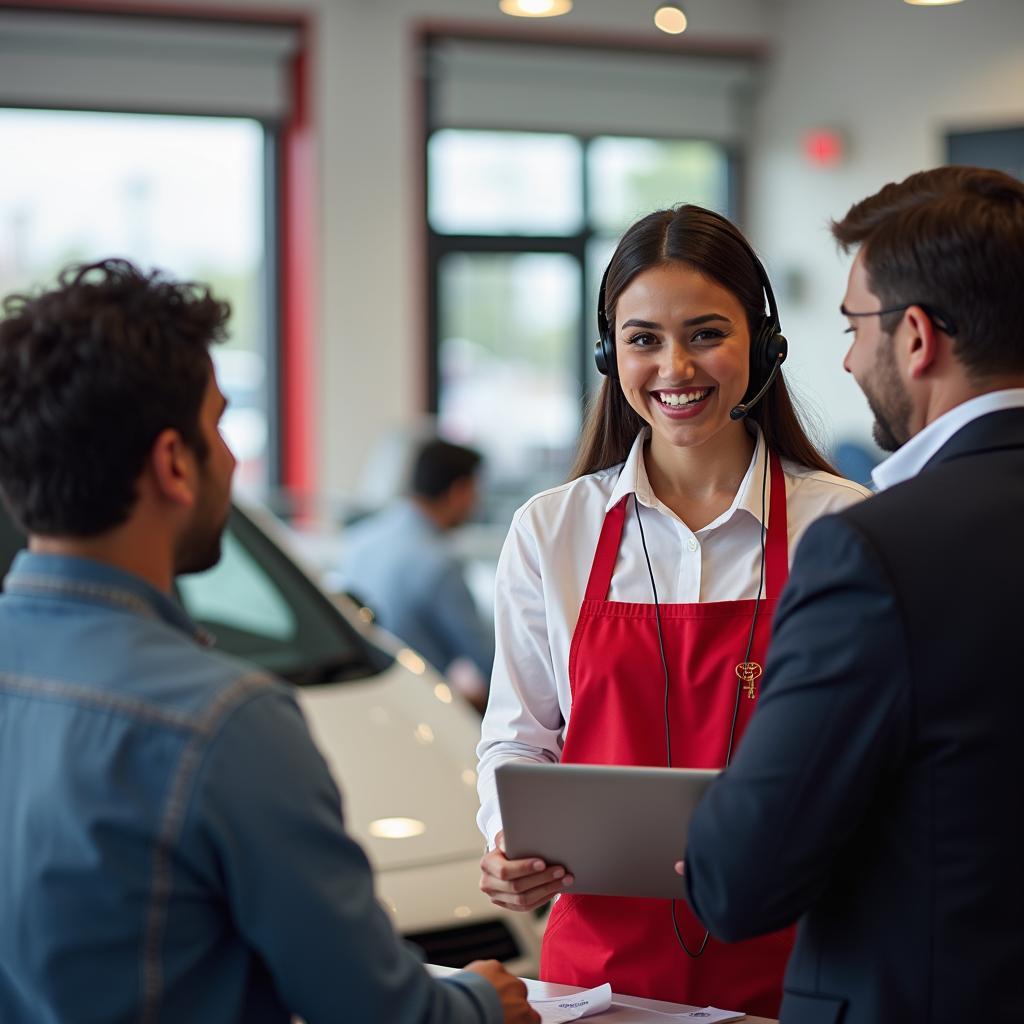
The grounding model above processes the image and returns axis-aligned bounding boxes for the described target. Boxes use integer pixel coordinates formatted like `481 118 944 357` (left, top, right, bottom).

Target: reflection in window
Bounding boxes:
0 107 269 492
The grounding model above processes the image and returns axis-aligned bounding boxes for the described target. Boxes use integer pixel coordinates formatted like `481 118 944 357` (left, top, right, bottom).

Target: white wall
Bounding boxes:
748 0 1024 456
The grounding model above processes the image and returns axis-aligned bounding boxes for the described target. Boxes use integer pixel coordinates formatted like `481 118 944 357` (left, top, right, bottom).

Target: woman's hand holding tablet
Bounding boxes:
479 830 575 912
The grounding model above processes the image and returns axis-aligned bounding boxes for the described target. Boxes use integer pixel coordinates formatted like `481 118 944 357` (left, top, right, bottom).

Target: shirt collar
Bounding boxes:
605 425 771 532
871 388 1024 492
3 550 210 644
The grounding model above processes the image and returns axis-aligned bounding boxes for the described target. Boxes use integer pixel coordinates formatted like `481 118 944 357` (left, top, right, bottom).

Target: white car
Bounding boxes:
0 501 542 975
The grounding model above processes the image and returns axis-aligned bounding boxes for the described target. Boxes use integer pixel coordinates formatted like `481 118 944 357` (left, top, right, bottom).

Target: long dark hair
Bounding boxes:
571 205 836 479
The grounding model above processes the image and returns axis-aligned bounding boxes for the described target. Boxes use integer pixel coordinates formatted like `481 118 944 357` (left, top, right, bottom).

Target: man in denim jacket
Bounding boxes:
0 260 537 1024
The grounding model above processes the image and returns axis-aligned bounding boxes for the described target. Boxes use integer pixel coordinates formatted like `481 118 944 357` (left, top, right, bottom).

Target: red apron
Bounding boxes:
539 452 794 1018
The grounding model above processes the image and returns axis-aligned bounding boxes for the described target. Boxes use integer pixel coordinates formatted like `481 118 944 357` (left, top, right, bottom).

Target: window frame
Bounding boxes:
0 1 316 500
423 122 741 424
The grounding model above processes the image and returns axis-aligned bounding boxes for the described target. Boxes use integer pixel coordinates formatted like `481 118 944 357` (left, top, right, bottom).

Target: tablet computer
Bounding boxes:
495 762 719 900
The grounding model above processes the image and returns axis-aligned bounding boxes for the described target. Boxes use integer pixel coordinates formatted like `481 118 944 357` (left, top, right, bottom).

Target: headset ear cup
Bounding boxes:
747 322 787 396
594 332 617 379
767 332 788 369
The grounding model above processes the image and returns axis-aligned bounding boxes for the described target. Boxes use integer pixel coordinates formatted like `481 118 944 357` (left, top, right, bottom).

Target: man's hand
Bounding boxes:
479 830 573 912
463 960 540 1024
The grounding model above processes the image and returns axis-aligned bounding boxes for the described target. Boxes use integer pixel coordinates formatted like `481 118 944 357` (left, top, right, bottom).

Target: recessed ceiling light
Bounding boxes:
368 817 426 839
499 0 573 17
655 5 688 34
904 0 963 5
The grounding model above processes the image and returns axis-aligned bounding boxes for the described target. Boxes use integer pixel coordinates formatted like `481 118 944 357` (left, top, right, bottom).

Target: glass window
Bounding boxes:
437 252 581 513
428 129 583 236
0 107 271 492
587 136 731 235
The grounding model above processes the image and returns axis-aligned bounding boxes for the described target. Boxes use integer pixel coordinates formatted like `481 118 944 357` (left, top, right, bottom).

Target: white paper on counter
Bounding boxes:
530 983 613 1022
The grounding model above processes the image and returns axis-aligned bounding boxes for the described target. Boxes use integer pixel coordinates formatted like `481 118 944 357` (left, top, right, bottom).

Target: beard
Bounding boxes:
863 334 912 453
174 474 230 576
175 518 226 575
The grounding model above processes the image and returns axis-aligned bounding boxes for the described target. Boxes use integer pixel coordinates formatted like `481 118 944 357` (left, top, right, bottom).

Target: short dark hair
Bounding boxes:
831 166 1024 377
411 440 482 500
0 258 230 536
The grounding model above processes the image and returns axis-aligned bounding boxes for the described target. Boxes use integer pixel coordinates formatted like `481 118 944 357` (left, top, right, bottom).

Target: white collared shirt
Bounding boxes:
871 388 1024 492
476 429 871 845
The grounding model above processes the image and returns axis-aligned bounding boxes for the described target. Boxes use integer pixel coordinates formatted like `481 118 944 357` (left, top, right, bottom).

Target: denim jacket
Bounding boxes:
0 552 501 1024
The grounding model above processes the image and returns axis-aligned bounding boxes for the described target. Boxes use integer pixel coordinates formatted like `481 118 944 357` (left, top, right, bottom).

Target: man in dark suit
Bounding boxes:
682 166 1024 1024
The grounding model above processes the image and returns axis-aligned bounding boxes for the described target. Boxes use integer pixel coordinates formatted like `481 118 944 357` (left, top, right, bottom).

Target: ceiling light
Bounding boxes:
903 0 963 5
368 817 426 839
655 5 688 34
499 0 573 16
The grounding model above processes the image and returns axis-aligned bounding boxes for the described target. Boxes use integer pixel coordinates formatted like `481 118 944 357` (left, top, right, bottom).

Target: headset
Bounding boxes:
593 248 789 420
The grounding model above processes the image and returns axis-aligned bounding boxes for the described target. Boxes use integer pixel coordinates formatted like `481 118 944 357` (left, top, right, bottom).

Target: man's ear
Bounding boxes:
903 305 941 381
147 428 196 508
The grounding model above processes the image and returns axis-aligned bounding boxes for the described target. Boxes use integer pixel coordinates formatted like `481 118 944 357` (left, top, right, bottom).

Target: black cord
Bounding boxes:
636 435 771 960
636 500 672 769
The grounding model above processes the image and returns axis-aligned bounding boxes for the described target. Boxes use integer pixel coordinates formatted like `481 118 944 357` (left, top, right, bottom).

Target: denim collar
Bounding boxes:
3 550 210 645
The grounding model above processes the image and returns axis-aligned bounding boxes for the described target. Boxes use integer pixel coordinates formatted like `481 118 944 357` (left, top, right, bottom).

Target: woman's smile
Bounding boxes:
649 385 716 418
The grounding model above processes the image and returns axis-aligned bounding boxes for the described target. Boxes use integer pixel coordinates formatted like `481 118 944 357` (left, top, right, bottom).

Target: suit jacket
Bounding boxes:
684 408 1024 1024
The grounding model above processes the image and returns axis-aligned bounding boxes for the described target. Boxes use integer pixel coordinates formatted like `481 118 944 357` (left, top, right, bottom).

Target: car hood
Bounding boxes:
296 660 486 872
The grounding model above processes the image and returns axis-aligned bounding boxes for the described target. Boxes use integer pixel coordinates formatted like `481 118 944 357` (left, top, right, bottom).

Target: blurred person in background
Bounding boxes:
475 205 871 1018
341 438 494 712
0 259 536 1024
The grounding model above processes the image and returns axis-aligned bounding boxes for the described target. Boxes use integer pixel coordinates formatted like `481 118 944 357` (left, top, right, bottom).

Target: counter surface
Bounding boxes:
427 965 778 1023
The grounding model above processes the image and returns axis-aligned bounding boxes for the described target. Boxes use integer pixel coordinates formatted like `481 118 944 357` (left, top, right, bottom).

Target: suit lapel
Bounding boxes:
923 407 1024 471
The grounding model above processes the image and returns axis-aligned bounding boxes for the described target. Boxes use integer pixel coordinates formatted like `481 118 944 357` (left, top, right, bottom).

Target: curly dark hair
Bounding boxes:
0 258 230 536
831 166 1024 378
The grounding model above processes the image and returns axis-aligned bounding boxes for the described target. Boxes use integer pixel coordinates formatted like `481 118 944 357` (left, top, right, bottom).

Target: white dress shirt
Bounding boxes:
871 388 1024 492
476 428 871 846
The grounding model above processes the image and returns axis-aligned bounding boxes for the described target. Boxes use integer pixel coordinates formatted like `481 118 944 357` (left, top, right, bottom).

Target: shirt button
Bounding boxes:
687 537 698 552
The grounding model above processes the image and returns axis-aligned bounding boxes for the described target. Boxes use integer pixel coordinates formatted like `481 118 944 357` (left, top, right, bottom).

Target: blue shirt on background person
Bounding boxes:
340 440 494 709
341 498 494 682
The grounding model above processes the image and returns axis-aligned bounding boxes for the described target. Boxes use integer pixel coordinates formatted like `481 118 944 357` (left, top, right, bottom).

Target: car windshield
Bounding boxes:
0 503 390 687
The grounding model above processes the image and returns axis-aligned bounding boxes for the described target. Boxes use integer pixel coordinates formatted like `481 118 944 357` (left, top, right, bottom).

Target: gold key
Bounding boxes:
735 661 763 699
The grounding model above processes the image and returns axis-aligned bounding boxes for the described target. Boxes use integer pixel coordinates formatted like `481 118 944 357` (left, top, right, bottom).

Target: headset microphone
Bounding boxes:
729 339 788 420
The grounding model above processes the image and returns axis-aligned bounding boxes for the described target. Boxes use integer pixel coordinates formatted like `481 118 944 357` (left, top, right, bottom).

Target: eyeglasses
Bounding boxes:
840 303 958 336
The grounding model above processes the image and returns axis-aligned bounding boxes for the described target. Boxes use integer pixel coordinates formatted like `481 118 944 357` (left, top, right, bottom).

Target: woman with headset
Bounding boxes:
475 205 871 1017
